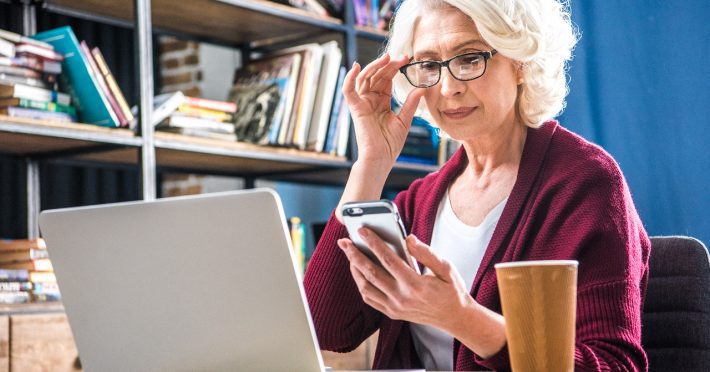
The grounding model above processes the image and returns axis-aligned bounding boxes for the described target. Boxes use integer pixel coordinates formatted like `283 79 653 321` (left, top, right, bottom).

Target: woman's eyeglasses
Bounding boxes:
399 50 497 88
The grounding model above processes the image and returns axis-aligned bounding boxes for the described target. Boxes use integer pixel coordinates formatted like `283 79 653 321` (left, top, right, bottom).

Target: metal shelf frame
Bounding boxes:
8 0 432 238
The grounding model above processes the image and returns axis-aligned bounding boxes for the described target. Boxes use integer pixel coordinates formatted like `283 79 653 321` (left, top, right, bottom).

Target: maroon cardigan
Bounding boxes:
304 121 651 371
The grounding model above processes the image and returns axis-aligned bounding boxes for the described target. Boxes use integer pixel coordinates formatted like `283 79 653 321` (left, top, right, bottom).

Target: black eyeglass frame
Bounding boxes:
399 49 498 88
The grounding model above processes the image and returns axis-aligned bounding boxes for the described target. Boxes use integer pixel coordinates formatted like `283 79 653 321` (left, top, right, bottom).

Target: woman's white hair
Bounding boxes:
386 0 578 128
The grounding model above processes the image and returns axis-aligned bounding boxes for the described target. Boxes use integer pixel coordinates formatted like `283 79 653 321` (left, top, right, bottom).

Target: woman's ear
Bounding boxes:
516 63 525 85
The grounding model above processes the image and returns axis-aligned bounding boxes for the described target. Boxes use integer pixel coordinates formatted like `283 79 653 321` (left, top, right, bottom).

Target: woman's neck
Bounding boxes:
459 122 527 181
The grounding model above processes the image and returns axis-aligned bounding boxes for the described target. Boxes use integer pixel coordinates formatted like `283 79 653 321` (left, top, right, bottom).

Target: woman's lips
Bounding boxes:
442 107 477 120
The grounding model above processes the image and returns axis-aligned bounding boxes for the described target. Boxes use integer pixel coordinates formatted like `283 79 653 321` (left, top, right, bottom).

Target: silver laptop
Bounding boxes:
39 188 325 371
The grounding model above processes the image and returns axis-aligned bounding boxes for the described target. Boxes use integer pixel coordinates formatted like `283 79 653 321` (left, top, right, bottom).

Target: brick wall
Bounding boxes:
158 36 202 97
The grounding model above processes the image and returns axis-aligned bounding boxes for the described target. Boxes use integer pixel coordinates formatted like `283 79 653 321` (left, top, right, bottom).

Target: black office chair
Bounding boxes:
642 236 710 371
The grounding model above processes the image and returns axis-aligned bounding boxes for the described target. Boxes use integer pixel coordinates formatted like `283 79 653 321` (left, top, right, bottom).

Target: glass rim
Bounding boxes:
494 260 579 269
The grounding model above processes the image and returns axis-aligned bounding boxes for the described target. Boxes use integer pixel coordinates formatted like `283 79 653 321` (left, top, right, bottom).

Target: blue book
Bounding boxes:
324 66 346 154
32 26 119 127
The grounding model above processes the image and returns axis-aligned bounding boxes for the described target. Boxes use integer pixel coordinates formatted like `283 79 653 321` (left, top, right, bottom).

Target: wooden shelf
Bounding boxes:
0 115 141 159
152 131 350 176
44 0 345 45
0 302 64 316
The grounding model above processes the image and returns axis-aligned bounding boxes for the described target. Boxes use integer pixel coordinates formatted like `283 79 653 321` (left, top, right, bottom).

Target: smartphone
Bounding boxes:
341 200 420 274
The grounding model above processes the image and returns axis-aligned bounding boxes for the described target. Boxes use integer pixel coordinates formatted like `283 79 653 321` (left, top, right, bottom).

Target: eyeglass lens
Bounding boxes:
405 53 486 88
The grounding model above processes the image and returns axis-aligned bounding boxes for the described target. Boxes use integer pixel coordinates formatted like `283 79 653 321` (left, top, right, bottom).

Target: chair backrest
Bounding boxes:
643 236 710 371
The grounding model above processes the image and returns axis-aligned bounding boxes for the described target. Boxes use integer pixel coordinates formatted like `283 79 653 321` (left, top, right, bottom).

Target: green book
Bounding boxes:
32 26 119 127
0 97 76 115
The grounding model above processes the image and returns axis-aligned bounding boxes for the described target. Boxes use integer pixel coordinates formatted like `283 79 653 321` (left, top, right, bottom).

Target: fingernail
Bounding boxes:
358 227 370 238
337 239 347 249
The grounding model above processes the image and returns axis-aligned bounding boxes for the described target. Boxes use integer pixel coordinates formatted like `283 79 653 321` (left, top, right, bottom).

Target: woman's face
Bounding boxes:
412 7 521 140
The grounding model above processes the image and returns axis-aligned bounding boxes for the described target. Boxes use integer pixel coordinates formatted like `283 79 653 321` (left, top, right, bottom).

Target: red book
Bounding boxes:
184 96 237 113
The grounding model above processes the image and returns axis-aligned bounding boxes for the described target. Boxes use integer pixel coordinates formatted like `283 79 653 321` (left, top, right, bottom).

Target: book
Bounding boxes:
80 41 125 126
0 291 30 304
0 64 42 79
91 47 135 127
0 106 75 122
0 269 30 282
15 43 64 62
158 126 236 141
323 67 346 153
29 271 56 283
0 55 62 74
33 26 119 127
288 44 323 149
0 37 15 58
0 238 46 251
307 41 342 152
176 104 234 123
0 258 53 271
183 96 237 113
131 90 186 128
0 281 33 292
0 97 76 115
0 249 49 264
0 29 53 50
0 73 51 90
229 52 302 145
160 113 235 134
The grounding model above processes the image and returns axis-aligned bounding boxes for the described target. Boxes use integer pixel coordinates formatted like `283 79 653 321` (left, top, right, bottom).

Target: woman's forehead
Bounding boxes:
412 9 486 56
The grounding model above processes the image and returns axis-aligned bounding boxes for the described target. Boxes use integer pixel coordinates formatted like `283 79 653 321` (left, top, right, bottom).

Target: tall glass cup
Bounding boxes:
495 260 578 372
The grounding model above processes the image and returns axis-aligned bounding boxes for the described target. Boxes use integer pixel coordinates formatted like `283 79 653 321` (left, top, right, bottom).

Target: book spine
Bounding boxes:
183 96 237 113
80 41 126 127
2 106 75 122
177 104 234 122
12 98 76 115
91 47 135 125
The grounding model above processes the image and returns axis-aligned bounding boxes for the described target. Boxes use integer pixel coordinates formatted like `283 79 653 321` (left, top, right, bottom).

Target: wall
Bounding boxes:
559 1 709 244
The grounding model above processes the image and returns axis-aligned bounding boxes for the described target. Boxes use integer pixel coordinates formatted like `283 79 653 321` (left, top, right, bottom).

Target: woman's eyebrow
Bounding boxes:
414 39 488 58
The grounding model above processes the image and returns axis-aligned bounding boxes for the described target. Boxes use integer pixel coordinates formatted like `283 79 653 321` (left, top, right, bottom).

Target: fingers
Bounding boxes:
342 61 362 106
355 54 391 94
349 263 390 312
357 227 417 281
369 54 410 93
398 87 426 125
406 235 454 282
338 238 397 295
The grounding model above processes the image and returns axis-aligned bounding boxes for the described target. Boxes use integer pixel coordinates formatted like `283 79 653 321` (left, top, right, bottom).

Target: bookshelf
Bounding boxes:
3 0 436 236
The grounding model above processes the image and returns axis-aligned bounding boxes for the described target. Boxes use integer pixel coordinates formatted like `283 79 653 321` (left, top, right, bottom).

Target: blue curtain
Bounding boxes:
558 1 710 244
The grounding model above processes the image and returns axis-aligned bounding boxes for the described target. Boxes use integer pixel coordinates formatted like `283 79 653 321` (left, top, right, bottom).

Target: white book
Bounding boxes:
292 44 323 149
306 41 342 152
130 91 186 129
270 43 322 146
0 83 71 105
335 99 351 157
0 38 14 58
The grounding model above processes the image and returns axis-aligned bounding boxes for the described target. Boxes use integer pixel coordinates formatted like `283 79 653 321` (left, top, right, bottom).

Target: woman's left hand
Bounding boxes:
337 227 475 331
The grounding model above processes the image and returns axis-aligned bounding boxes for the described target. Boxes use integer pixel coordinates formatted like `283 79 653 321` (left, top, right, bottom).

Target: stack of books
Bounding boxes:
228 40 349 155
0 29 75 123
33 26 133 128
353 0 397 30
0 238 60 304
149 91 238 140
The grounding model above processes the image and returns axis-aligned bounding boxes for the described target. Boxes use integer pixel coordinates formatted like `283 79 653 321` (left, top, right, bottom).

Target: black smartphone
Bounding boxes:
342 200 420 274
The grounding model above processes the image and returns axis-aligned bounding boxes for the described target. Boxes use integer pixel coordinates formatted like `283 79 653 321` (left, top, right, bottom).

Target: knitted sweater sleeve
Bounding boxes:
475 149 650 372
303 211 383 352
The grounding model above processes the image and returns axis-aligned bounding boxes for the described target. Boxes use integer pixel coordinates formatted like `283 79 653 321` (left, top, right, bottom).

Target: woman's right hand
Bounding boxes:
342 54 426 168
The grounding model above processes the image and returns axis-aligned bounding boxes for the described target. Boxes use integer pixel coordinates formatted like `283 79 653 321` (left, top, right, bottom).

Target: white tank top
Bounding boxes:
409 190 507 371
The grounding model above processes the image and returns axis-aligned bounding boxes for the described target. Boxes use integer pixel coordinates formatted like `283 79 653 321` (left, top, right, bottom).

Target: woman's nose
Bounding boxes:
439 67 466 97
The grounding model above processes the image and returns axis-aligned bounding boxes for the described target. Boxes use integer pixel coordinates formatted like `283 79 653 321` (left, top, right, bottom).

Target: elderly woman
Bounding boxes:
304 0 650 370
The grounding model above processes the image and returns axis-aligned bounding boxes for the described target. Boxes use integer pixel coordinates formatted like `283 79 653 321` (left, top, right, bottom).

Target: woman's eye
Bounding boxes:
459 55 482 65
419 62 439 71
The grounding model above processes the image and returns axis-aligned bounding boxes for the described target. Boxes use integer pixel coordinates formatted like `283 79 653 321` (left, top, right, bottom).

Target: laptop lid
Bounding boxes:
38 188 325 371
